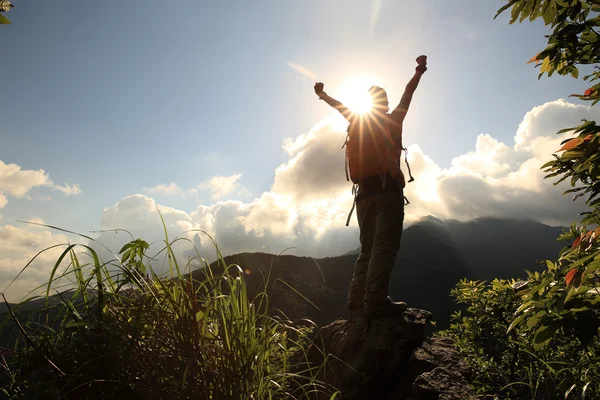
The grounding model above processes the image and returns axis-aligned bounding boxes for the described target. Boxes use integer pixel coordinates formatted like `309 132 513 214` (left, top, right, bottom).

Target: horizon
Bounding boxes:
1 0 599 301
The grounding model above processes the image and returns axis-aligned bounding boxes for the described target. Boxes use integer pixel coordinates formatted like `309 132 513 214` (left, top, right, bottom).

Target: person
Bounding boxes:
314 55 427 318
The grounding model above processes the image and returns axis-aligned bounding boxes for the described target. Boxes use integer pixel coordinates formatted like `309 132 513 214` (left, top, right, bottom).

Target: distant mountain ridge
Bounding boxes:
209 216 566 328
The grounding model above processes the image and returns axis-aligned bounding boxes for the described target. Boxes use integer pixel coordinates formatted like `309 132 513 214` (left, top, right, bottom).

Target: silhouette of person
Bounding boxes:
314 56 427 318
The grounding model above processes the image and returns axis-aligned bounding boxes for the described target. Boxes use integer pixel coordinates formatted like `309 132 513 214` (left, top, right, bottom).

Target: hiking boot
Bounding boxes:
348 302 364 319
364 297 407 319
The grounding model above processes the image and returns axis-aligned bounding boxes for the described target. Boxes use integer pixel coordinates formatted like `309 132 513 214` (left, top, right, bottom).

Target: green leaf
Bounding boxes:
556 289 570 312
582 381 590 398
495 1 515 20
567 249 600 269
586 258 600 274
565 383 577 399
529 0 542 21
568 306 589 313
507 312 527 333
563 286 578 305
511 0 529 23
118 242 133 254
545 260 557 270
557 126 578 134
520 0 535 22
526 310 546 328
533 322 560 346
0 14 11 24
570 67 579 79
65 321 89 329
562 150 586 159
541 0 557 24
517 300 535 313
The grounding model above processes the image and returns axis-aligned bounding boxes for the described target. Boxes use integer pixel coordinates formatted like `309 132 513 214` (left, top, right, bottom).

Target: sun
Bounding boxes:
337 74 382 114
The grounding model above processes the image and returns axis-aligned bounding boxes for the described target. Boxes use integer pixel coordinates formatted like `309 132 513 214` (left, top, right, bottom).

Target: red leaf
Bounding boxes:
572 235 582 249
584 87 596 97
565 269 582 287
528 53 540 64
559 138 584 152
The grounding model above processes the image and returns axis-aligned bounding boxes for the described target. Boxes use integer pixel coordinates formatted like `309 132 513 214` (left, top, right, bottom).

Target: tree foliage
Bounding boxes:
496 0 600 106
441 1 600 398
494 0 600 348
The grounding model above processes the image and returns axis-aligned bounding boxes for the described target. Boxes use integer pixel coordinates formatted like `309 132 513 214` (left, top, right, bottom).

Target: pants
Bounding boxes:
347 190 405 306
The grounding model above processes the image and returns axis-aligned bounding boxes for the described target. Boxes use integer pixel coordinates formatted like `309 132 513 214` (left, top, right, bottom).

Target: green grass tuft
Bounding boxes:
0 216 339 399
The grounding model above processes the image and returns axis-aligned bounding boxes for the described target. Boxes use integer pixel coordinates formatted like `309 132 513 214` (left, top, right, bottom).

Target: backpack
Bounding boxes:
342 113 414 225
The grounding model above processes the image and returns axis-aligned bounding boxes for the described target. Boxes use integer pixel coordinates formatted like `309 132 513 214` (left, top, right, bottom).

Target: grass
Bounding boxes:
0 212 340 399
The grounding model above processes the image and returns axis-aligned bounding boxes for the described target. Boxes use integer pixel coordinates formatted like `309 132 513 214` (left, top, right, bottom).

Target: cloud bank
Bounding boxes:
0 220 75 301
94 99 597 262
0 160 81 210
143 174 245 200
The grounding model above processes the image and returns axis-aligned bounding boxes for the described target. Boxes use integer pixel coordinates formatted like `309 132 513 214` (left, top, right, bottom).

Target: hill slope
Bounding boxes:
210 217 566 327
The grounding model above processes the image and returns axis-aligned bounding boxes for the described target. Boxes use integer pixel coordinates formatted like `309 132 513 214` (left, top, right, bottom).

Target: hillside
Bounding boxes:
206 216 566 328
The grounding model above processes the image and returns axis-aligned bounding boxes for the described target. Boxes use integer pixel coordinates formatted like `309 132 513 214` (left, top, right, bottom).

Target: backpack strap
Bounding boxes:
342 132 350 182
345 183 358 226
403 146 415 183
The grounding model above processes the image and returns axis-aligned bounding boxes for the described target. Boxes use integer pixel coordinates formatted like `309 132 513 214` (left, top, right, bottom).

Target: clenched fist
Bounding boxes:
314 82 324 96
415 55 427 73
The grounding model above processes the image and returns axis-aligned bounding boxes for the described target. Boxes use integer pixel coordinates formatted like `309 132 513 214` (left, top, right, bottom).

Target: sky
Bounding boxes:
1 0 599 300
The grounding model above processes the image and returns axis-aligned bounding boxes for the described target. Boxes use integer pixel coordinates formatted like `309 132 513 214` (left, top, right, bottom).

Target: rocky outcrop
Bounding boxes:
309 309 475 399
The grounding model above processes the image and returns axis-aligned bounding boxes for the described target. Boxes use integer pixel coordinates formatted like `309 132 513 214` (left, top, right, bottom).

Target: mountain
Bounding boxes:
206 216 566 328
389 216 565 325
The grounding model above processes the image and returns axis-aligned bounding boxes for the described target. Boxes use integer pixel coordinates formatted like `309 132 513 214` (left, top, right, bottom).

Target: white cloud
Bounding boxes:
0 160 50 201
0 160 81 210
144 182 185 197
197 174 243 200
429 99 597 226
0 223 75 302
26 216 45 225
100 194 192 232
273 118 349 203
143 175 246 200
0 161 81 301
51 183 82 196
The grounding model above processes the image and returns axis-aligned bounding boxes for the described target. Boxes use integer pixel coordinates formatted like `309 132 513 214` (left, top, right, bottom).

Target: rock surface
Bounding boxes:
309 309 475 399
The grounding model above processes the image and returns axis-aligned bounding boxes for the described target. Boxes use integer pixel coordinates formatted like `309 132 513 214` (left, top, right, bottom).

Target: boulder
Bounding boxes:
309 309 475 399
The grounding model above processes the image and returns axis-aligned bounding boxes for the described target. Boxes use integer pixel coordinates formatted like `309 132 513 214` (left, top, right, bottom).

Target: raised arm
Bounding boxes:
390 56 427 123
314 82 353 121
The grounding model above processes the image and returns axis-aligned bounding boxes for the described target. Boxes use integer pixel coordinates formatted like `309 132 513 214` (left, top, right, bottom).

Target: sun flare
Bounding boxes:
337 74 382 114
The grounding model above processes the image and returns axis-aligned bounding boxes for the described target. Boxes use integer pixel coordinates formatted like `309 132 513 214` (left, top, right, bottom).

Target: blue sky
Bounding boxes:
1 0 586 230
3 0 600 299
